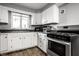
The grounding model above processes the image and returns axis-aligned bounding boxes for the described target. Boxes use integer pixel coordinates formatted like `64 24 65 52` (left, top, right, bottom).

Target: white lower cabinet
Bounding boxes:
42 38 48 53
22 33 37 49
31 33 37 46
22 36 33 49
0 32 49 53
0 33 8 51
8 33 22 51
12 37 22 50
7 32 37 51
37 33 47 53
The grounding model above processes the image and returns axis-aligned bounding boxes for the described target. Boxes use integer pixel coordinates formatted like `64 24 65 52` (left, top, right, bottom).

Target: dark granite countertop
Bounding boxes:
0 28 37 31
0 29 79 34
0 29 43 33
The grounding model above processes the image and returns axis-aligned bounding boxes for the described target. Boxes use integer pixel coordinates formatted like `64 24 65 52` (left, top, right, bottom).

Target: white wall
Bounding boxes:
59 3 79 26
51 3 79 30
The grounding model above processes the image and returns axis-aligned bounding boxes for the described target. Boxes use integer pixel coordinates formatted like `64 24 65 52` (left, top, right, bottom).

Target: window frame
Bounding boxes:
11 12 31 29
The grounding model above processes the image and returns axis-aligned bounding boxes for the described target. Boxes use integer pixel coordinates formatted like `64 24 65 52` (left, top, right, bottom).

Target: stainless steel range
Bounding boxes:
47 32 79 56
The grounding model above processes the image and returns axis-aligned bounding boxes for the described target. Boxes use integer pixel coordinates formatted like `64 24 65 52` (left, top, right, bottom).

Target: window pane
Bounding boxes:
12 16 20 29
22 17 30 29
11 12 31 29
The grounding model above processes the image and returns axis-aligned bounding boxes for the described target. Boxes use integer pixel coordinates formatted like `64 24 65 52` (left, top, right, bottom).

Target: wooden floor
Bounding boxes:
1 47 46 56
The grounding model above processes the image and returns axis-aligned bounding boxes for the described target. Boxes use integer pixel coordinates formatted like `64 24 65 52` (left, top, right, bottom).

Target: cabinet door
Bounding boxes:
42 34 47 53
0 6 8 23
0 7 1 21
8 33 14 51
37 36 42 49
31 14 37 25
42 10 47 24
37 34 40 48
52 5 59 23
8 33 22 51
35 13 42 25
0 34 8 51
42 39 47 53
12 37 22 50
31 13 42 25
22 37 33 48
22 33 33 49
40 39 43 50
37 33 43 49
38 33 47 53
31 33 37 46
8 33 17 51
8 38 13 51
2 8 8 23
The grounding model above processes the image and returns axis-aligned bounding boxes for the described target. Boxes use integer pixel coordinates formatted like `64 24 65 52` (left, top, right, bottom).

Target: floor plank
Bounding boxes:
1 47 46 56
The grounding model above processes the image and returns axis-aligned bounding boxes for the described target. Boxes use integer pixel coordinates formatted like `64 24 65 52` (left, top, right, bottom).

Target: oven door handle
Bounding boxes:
47 37 71 45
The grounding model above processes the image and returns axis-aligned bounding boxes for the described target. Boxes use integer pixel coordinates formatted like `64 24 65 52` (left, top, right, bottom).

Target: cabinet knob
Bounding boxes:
5 36 7 38
11 46 12 48
11 40 12 42
40 41 41 43
24 37 25 39
19 38 21 39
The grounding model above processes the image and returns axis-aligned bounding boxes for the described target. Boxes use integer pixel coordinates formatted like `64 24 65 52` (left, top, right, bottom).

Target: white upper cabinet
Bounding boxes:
42 4 59 24
31 14 36 25
0 6 8 23
56 3 64 7
42 9 48 24
36 13 42 25
31 13 42 25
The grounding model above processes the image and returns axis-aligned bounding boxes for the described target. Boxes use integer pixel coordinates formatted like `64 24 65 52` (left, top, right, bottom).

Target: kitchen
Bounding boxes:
0 3 79 56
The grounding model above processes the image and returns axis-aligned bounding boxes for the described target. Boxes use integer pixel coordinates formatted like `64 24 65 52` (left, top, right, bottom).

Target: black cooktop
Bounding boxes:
47 31 79 42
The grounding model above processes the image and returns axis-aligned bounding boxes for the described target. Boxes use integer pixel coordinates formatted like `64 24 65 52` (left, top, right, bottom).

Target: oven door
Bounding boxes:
47 38 71 56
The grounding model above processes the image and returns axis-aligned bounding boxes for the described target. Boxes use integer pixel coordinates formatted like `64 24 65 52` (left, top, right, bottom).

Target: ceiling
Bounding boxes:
15 3 48 10
0 3 54 13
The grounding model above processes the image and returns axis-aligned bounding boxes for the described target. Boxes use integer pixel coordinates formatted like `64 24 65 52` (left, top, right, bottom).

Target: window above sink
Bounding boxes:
11 12 31 29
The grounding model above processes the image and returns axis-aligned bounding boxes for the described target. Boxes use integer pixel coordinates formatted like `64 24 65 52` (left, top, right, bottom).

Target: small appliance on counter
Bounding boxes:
34 26 43 32
34 25 52 32
43 26 52 33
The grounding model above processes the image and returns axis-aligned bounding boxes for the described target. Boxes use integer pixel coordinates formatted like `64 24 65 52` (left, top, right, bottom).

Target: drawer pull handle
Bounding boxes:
5 37 7 38
11 40 12 42
11 46 12 48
